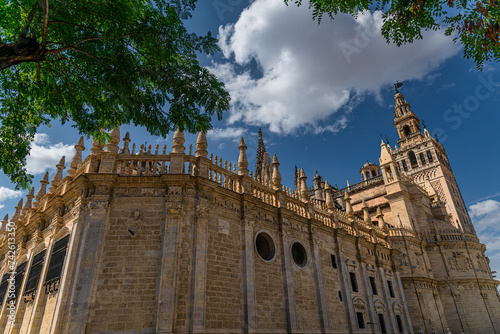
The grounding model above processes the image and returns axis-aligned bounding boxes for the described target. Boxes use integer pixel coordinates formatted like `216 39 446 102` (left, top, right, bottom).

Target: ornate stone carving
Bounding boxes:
88 201 108 217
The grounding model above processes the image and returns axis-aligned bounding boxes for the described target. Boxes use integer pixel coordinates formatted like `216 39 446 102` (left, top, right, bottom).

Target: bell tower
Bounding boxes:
389 88 475 234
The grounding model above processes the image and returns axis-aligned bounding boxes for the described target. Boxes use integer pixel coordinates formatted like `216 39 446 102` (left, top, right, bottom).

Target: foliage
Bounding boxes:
0 0 230 189
287 0 500 68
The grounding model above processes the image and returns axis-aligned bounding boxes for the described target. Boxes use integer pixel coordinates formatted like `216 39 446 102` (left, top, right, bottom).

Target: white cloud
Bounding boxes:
25 133 75 174
469 200 500 279
207 127 247 141
210 0 460 134
0 187 22 208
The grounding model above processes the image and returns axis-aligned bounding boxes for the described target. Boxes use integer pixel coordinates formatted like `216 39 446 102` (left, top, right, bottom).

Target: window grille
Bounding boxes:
8 261 27 301
44 235 70 293
23 250 46 301
0 273 11 305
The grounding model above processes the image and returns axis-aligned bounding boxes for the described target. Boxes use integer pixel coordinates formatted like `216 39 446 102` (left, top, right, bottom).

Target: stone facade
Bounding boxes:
0 92 499 334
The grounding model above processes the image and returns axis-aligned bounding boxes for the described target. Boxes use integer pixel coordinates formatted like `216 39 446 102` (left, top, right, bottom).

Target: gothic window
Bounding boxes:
419 153 426 166
8 261 27 301
369 276 378 295
0 273 10 305
427 150 433 163
44 235 70 286
24 250 46 297
403 125 411 137
350 272 359 292
396 314 404 333
408 151 418 169
378 313 387 334
387 280 396 298
356 312 365 329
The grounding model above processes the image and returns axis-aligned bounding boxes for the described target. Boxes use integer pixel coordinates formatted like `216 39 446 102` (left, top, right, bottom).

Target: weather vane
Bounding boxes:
393 81 403 93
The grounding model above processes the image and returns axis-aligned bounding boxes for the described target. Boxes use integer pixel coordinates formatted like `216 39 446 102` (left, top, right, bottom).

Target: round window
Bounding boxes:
255 232 276 261
291 242 307 268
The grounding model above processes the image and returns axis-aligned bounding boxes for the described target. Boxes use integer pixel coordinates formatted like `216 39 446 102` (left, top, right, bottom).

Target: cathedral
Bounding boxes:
0 91 499 334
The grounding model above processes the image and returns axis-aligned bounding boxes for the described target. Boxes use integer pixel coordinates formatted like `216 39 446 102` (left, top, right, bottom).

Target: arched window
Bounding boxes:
427 150 433 163
403 125 411 137
419 153 426 165
401 160 408 172
371 170 377 178
365 171 371 180
408 151 418 169
44 235 70 292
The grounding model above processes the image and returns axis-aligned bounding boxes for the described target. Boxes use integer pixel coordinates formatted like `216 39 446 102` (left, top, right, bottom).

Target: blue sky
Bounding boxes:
1 0 500 277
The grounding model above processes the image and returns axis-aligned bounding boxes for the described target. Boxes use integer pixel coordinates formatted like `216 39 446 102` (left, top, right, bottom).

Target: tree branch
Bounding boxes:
41 0 49 48
20 7 38 38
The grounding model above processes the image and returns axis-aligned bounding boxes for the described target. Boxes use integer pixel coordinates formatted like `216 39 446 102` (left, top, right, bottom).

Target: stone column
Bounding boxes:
242 219 257 331
309 226 330 332
155 198 183 333
191 206 209 331
64 198 109 333
280 218 298 331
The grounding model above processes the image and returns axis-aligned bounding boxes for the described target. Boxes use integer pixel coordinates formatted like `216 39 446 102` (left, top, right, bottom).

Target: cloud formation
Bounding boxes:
470 200 500 277
207 127 247 141
210 0 461 134
0 186 23 210
26 133 75 175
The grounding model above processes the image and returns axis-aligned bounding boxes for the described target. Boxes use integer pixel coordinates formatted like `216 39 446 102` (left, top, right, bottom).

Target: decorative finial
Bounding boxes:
272 154 281 190
393 81 403 93
49 156 66 193
171 128 185 154
22 187 35 214
105 127 120 153
255 128 265 179
195 131 208 158
300 169 309 201
324 180 334 210
238 137 249 176
68 136 85 177
376 207 388 231
119 132 131 154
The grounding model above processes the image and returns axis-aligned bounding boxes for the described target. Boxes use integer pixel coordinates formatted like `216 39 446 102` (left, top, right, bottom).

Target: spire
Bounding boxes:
49 156 66 193
119 132 131 154
271 154 281 190
0 214 8 234
195 131 208 158
22 187 35 214
12 198 23 221
105 127 120 153
376 207 388 231
34 172 49 207
238 137 249 176
171 128 185 154
68 136 85 177
255 129 265 179
262 152 272 183
324 181 335 210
